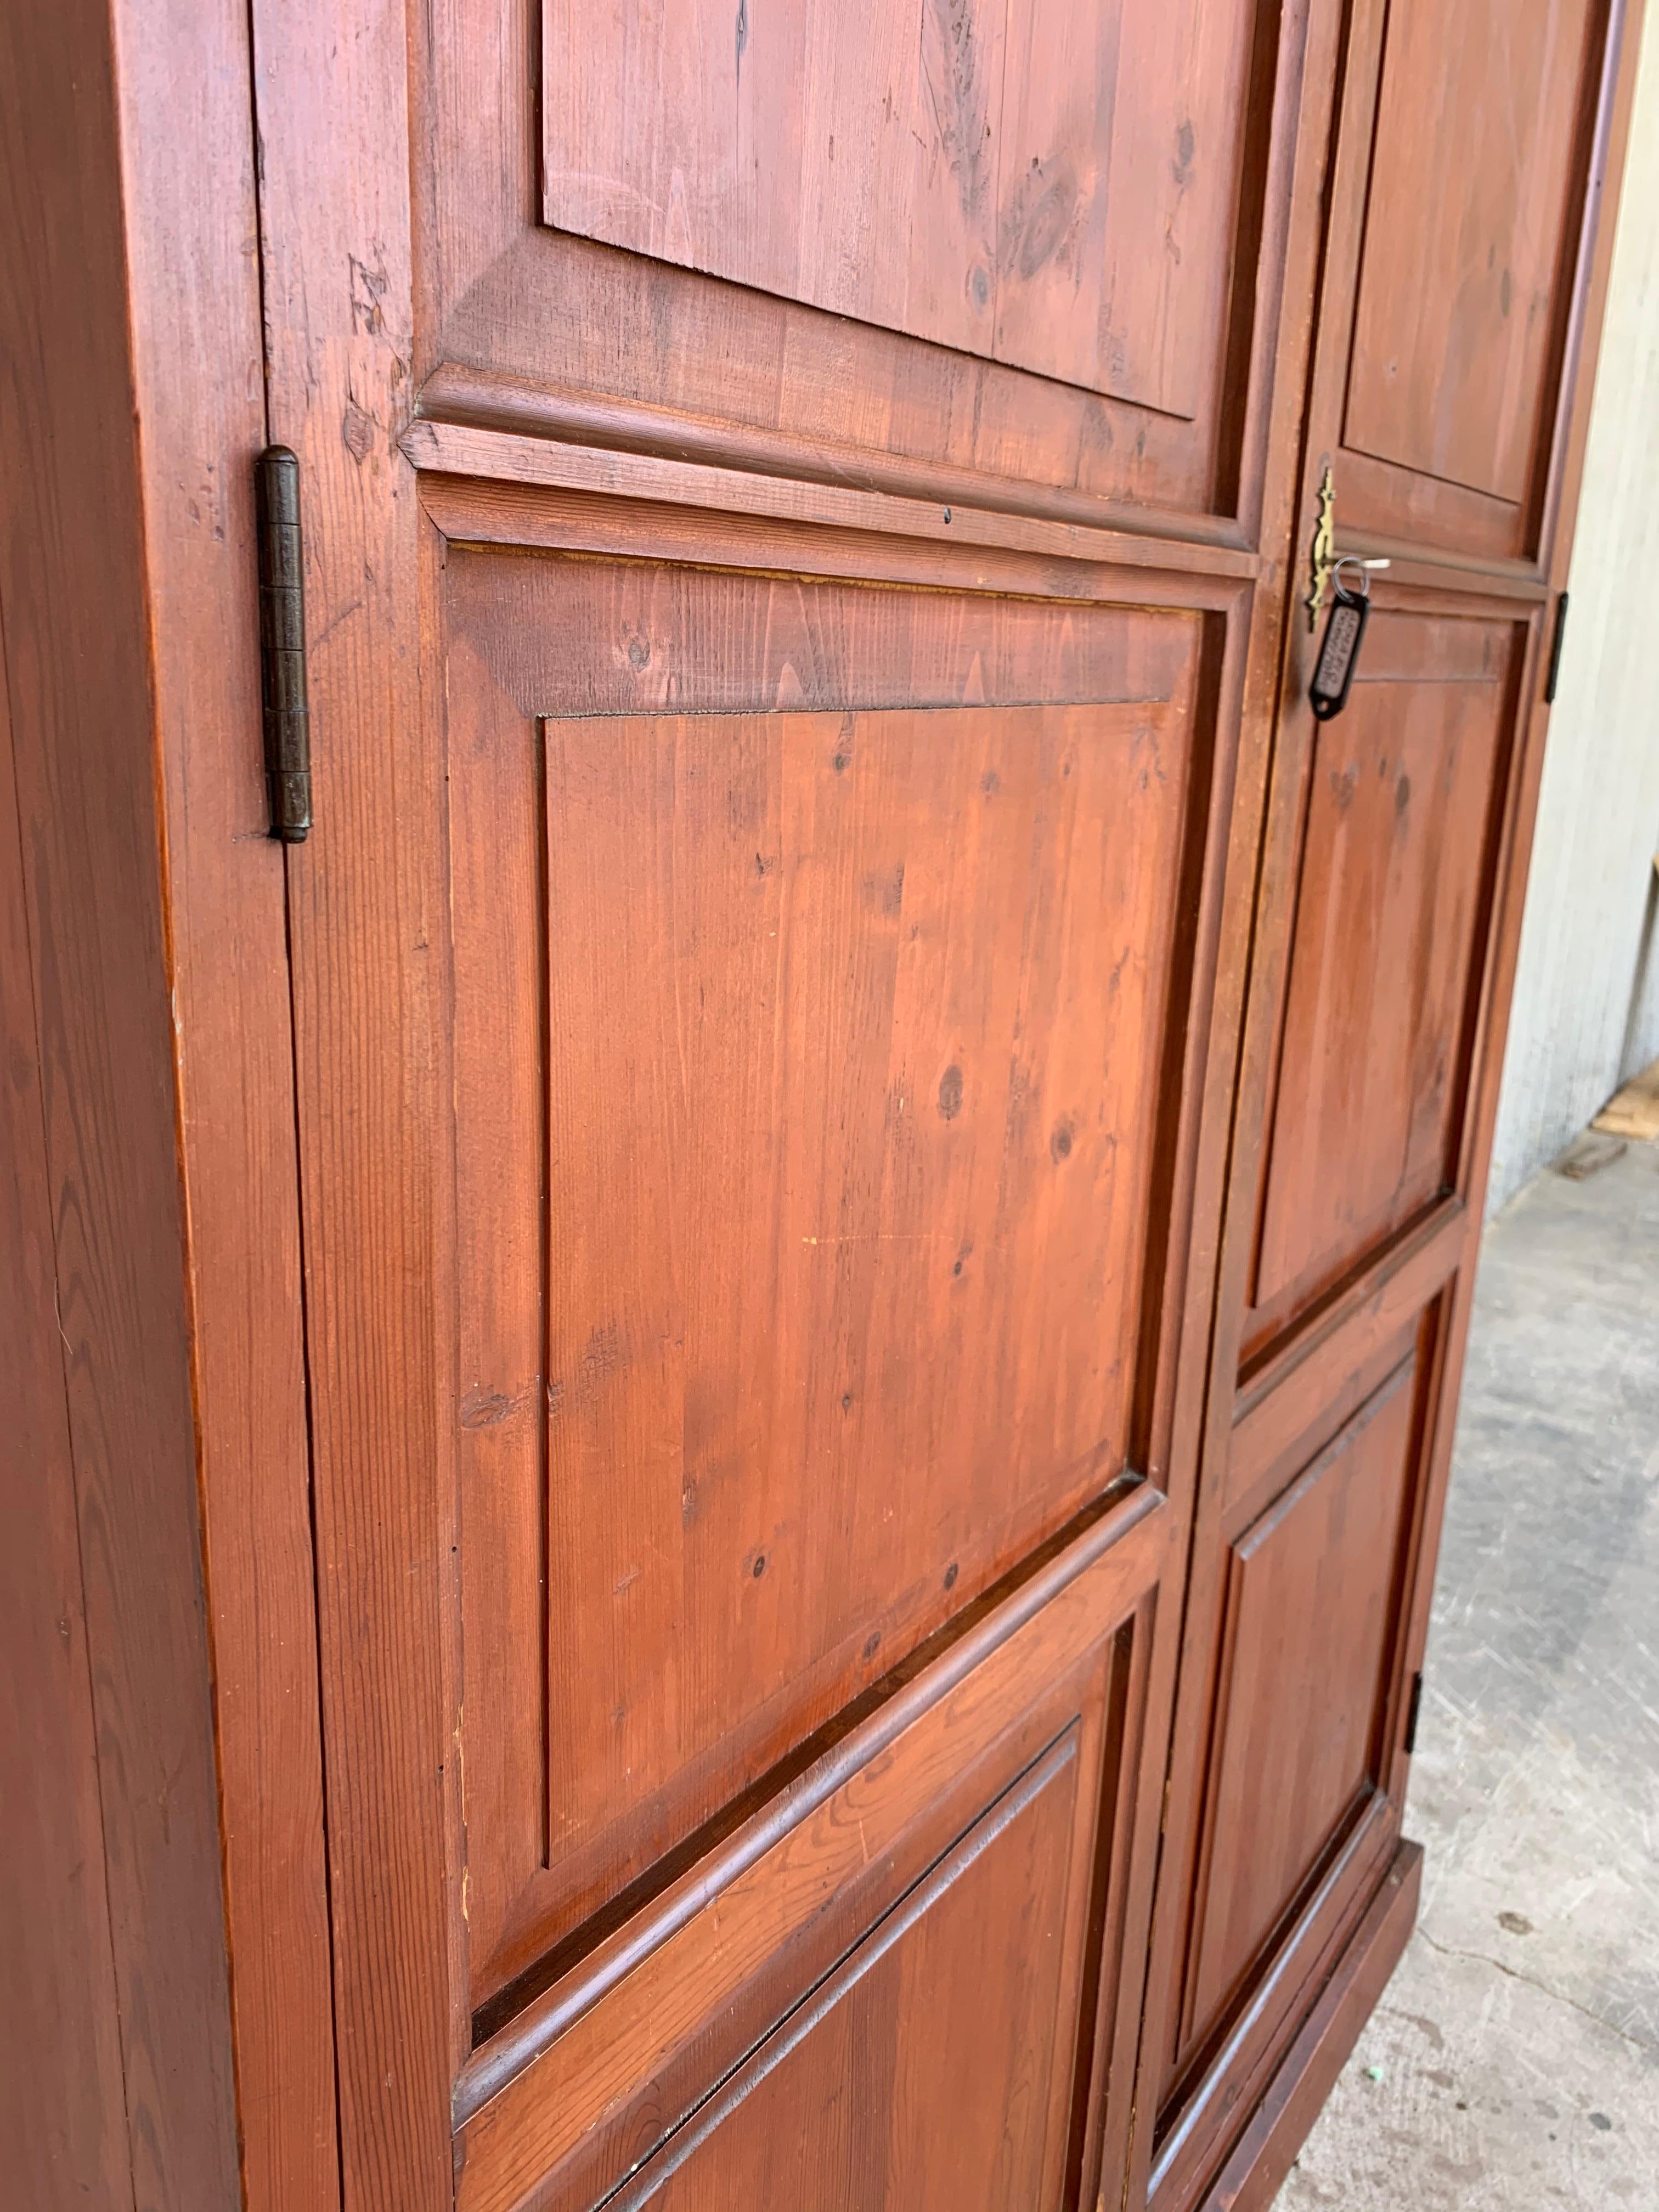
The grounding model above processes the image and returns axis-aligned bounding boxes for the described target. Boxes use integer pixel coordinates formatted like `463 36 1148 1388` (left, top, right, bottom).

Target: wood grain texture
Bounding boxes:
543 0 1256 420
1314 0 1613 563
2 0 1648 2204
1247 618 1515 1342
1351 0 1651 1944
1180 1362 1417 2052
544 0 1006 365
108 0 342 2200
403 414 1263 581
1203 1842 1421 2212
0 1 242 2202
419 0 1315 530
249 0 458 2198
607 1734 1082 2212
1150 1792 1398 2211
453 1499 1166 2212
1230 1200 1464 1513
0 589 132 2212
241 1 1644 2206
1144 2 1644 2200
252 0 1282 2198
1345 0 1600 503
443 549 1205 1999
414 460 1260 624
456 1486 1163 2116
1118 0 1359 2197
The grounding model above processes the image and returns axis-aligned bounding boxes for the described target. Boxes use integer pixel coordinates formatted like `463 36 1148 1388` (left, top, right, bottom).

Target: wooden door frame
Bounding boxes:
2 0 339 2205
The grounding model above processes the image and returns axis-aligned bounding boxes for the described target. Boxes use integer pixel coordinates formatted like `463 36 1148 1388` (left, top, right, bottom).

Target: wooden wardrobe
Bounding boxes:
1 1 1640 2207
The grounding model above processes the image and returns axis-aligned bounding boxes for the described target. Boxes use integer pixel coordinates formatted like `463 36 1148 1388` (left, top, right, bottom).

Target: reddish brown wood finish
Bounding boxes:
1180 1358 1419 2057
1 0 1644 2207
1245 610 1520 1350
0 600 132 2212
424 0 1317 533
446 556 1208 2001
238 0 1340 2193
455 1498 1166 2212
1322 0 1613 563
1346 0 1601 507
250 0 460 2201
1139 2 1648 2207
0 0 245 2202
544 0 1259 417
1204 1841 1423 2212
111 2 343 2200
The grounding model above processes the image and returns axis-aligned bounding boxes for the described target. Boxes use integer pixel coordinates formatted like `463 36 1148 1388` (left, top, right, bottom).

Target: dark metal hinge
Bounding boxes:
255 445 312 843
1403 1669 1425 1756
1544 590 1570 706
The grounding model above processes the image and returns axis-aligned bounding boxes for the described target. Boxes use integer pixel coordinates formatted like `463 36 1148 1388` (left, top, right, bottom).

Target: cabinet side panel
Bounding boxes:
0 575 132 2212
0 0 242 2201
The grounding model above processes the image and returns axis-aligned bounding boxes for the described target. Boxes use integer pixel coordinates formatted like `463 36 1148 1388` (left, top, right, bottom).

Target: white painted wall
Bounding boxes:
1488 4 1659 1212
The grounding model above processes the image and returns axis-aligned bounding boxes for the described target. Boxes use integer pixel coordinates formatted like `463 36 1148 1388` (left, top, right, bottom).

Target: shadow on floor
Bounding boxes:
1273 1138 1659 2209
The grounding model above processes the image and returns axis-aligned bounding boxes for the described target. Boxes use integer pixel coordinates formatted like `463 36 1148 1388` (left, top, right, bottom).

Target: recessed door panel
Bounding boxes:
398 0 1325 522
622 1735 1081 2212
1180 1357 1417 2057
1247 611 1514 1347
452 1498 1165 2212
1345 0 1599 504
445 550 1211 2007
1325 0 1606 560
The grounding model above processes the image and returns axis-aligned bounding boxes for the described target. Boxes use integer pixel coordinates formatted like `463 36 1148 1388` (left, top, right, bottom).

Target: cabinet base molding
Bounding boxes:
1190 1842 1423 2212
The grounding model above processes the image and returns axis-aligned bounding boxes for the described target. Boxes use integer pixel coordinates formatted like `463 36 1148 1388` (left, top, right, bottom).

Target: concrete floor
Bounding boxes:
1273 1137 1659 2210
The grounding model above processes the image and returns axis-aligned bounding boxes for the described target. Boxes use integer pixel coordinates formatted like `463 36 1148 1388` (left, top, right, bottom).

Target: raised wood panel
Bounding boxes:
1344 0 1599 505
415 0 1320 528
1310 0 1615 563
444 549 1209 2004
452 1497 1165 2212
1180 1358 1418 2059
1246 613 1515 1347
545 0 1257 419
1137 5 1639 2187
614 1731 1083 2212
1194 1841 1422 2212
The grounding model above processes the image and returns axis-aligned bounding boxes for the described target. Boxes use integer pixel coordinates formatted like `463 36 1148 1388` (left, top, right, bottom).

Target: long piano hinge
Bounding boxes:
255 445 313 843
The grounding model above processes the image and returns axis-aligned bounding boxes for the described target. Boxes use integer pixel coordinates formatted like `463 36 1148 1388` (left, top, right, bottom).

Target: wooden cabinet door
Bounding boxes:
244 4 1331 2209
1247 0 1623 1351
1139 0 1635 2202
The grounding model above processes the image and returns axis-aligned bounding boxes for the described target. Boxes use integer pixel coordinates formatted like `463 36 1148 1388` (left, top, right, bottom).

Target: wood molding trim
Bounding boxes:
404 419 1263 584
417 364 1262 554
1198 1842 1423 2212
458 1481 1164 2122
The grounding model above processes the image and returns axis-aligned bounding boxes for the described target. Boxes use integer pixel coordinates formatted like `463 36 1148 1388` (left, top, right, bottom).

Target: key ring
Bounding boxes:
1332 555 1372 602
